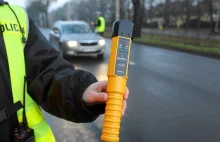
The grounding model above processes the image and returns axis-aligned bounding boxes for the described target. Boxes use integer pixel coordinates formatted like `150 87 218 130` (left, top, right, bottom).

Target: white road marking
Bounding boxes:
130 61 136 65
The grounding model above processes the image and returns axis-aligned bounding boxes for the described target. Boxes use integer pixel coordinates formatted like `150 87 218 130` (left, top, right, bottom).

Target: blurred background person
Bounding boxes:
91 11 106 36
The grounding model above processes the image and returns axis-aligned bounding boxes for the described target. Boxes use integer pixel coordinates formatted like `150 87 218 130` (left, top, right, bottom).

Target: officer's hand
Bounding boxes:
82 80 129 116
90 21 94 26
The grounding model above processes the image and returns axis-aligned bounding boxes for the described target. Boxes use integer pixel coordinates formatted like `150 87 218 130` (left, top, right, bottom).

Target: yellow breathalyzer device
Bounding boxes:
100 20 134 142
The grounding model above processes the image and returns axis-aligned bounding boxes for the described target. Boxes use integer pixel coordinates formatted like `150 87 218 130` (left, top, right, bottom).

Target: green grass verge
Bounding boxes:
103 32 220 58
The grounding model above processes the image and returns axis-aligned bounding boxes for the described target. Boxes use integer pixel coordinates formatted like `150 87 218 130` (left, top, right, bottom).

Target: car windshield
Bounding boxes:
62 24 92 34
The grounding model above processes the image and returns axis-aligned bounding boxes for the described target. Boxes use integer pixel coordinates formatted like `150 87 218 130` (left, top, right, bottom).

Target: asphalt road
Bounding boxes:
40 28 220 142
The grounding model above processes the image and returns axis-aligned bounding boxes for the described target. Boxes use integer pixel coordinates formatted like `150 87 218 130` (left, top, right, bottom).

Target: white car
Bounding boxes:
49 20 106 58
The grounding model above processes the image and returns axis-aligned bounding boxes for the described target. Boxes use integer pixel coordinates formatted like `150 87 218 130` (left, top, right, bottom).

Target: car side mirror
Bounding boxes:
53 28 61 37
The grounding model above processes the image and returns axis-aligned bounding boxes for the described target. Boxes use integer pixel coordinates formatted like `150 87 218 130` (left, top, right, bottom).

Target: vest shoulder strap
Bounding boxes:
13 5 29 41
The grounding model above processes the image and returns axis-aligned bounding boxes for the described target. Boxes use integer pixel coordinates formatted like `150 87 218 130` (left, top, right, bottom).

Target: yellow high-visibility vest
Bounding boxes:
0 4 55 142
96 16 105 32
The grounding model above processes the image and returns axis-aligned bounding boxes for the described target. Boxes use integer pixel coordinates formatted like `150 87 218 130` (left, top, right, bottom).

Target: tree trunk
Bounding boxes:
209 0 214 33
111 0 115 23
132 0 144 37
45 12 49 27
164 0 170 27
216 9 220 33
185 0 190 31
125 1 130 20
115 0 120 20
45 0 50 27
196 2 201 30
149 0 153 23
120 0 125 19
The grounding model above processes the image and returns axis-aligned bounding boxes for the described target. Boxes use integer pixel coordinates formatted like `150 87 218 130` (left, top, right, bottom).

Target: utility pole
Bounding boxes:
115 0 120 20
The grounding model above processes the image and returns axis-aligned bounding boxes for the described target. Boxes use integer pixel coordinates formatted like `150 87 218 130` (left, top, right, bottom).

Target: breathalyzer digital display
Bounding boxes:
114 38 130 76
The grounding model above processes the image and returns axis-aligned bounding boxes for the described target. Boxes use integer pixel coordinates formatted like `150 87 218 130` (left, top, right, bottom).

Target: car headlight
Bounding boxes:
98 39 105 46
67 41 78 48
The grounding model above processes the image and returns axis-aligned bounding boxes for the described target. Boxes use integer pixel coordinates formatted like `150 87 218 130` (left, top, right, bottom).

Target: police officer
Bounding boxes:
91 11 106 36
0 1 129 142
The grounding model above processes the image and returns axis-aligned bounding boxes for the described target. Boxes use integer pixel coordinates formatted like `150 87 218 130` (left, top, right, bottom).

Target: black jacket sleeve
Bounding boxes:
95 19 101 27
24 19 105 123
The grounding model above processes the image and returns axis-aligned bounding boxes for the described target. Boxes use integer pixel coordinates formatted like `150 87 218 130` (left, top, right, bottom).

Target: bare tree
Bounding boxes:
164 0 170 27
26 0 47 26
184 0 191 31
146 0 155 22
208 0 215 33
195 0 201 30
132 0 145 37
215 0 220 32
120 0 125 19
44 0 56 27
111 0 116 23
26 0 56 27
120 0 131 20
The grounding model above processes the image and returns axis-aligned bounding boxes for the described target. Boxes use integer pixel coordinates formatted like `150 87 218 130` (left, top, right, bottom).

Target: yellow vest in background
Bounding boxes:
96 16 105 32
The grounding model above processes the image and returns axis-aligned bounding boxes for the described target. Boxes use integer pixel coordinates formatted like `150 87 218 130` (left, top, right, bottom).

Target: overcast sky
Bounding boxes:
5 0 166 11
5 0 69 11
